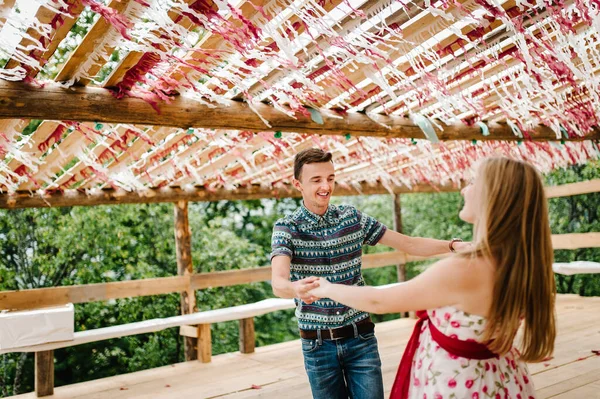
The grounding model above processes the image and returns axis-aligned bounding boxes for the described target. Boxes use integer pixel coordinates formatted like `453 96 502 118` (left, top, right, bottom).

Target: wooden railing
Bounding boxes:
2 232 600 396
4 232 600 313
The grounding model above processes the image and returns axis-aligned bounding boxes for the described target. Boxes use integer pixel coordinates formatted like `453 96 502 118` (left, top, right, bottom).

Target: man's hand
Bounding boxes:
293 277 320 304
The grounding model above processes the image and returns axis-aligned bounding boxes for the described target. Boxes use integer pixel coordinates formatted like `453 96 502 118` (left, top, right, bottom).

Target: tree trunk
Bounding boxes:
12 353 28 395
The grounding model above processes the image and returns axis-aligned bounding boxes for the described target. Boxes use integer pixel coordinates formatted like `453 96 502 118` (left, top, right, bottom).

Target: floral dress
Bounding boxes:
407 306 536 399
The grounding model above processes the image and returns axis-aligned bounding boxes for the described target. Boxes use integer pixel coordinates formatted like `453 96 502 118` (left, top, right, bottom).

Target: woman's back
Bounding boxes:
450 256 495 319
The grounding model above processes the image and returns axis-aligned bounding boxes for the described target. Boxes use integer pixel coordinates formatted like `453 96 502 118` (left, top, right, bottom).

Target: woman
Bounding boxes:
307 157 556 399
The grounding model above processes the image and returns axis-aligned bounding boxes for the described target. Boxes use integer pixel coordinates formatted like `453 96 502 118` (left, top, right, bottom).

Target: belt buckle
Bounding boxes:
328 327 344 341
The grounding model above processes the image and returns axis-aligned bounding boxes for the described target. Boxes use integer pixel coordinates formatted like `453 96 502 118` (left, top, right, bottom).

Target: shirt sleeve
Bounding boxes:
356 209 387 246
270 220 294 261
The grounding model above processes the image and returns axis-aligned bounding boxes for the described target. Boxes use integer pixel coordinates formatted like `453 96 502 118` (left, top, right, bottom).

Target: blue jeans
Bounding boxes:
301 330 384 399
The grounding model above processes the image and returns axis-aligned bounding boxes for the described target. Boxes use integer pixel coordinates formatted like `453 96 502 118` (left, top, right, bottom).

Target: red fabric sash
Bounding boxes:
390 310 497 399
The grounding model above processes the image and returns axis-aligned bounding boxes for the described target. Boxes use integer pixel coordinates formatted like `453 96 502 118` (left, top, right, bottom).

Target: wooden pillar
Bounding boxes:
393 194 409 318
197 324 212 363
174 200 197 361
393 194 407 283
239 317 255 354
35 350 54 397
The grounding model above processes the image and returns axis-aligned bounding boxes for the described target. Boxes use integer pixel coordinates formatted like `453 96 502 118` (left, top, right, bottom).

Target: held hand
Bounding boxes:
307 277 332 300
292 277 320 304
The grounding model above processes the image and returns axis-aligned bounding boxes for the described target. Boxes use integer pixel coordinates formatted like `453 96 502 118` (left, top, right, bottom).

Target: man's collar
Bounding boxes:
300 203 335 225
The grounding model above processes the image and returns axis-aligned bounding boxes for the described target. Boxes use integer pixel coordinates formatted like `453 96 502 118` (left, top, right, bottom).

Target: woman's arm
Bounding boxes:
308 256 473 314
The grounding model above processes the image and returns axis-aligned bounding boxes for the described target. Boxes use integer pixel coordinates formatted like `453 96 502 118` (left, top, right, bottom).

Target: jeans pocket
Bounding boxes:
301 338 320 353
358 331 376 341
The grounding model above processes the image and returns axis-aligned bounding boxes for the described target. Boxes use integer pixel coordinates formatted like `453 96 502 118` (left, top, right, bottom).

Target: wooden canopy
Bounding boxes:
1 0 599 207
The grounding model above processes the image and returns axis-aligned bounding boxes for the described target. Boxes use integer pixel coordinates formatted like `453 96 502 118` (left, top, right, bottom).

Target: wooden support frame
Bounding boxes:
174 200 197 361
1 81 598 141
239 317 255 354
197 324 211 363
392 193 410 318
35 350 54 397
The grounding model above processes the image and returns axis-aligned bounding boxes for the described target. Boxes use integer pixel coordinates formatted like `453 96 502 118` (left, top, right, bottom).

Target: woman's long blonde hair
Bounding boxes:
466 157 556 362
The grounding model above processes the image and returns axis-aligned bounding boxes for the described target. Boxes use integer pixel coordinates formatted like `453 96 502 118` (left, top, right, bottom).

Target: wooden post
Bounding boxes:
393 194 407 283
393 194 409 318
197 324 212 363
35 350 54 397
174 200 197 361
239 317 255 354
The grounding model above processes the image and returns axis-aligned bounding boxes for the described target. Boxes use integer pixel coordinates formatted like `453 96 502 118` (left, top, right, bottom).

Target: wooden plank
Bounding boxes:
0 275 189 311
0 0 16 26
197 324 211 363
546 179 600 198
538 360 600 399
0 181 457 209
553 233 600 250
101 0 198 88
191 266 273 290
174 200 197 361
4 1 85 78
54 0 134 84
239 318 255 354
363 251 408 269
179 325 198 338
2 81 597 141
34 350 54 397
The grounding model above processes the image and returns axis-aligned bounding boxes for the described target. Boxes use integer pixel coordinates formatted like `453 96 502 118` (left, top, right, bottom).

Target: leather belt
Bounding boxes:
299 317 374 340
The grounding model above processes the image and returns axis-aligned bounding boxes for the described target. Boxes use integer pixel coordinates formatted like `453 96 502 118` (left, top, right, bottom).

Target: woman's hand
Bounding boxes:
307 277 332 299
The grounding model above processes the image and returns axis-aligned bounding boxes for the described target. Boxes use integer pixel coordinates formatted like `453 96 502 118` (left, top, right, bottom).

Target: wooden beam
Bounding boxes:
553 233 600 250
0 182 459 209
35 350 54 397
174 200 197 361
239 317 255 354
1 176 597 210
0 275 189 311
191 266 272 290
546 179 600 198
1 81 597 141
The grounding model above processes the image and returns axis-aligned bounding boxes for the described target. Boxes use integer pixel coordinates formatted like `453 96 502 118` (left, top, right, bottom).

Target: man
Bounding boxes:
270 148 466 399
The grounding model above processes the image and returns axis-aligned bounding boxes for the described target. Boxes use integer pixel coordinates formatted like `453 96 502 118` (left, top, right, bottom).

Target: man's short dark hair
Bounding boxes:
294 148 333 180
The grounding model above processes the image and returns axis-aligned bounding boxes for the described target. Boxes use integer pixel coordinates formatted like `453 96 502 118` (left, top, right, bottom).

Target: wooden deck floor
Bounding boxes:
13 294 600 399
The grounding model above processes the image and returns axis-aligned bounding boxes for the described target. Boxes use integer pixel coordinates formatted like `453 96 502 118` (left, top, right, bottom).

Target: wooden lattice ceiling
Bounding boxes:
0 0 599 208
